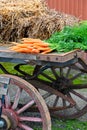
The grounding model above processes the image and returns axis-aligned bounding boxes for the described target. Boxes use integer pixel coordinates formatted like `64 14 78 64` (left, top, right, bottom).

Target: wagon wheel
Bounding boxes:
0 74 51 130
33 64 87 119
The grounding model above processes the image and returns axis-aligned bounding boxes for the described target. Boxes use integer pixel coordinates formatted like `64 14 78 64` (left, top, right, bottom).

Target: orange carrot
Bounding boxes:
22 38 42 43
33 42 49 47
9 46 20 50
16 44 33 48
9 38 52 54
37 47 51 51
13 48 33 53
41 49 52 54
31 49 40 54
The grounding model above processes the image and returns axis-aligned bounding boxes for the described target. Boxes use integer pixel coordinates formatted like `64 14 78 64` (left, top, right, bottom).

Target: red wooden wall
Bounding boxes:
46 0 87 20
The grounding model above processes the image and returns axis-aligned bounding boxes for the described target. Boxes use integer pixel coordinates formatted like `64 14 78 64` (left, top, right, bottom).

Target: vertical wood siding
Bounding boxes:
46 0 87 20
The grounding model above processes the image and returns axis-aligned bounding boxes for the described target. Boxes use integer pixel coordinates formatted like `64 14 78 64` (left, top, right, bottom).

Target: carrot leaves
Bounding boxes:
45 21 87 53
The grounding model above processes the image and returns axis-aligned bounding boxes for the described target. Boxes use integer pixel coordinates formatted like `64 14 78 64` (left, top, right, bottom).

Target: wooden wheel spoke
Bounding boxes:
74 104 81 111
53 96 59 107
51 67 59 79
69 89 81 111
70 72 83 81
60 68 63 77
5 93 11 108
70 90 87 102
17 100 35 114
69 84 87 89
66 67 71 78
12 88 22 110
19 116 42 122
66 92 77 106
41 72 55 81
49 105 70 111
62 99 67 107
67 92 72 98
18 123 33 130
42 92 52 99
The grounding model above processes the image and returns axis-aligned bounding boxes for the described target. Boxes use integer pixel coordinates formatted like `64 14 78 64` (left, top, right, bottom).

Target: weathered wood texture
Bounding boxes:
0 47 84 63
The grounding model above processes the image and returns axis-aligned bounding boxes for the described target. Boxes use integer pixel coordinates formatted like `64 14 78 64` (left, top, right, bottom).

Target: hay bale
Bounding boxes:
0 0 79 42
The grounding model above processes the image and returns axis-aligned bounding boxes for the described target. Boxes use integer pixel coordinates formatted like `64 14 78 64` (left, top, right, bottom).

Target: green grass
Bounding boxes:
0 62 87 130
34 119 87 130
52 119 87 130
0 62 34 75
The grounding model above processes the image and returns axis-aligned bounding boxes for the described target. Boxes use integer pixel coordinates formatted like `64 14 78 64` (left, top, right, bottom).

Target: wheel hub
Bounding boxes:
0 117 7 129
52 76 71 92
1 109 18 129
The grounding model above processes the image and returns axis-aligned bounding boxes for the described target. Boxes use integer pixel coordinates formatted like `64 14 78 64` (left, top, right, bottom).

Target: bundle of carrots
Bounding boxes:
10 38 52 54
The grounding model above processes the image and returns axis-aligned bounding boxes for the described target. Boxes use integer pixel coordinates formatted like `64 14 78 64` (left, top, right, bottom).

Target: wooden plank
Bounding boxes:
0 47 79 63
37 50 78 62
0 47 37 61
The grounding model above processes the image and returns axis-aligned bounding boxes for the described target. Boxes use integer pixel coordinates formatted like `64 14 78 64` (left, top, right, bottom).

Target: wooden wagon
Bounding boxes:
0 46 87 130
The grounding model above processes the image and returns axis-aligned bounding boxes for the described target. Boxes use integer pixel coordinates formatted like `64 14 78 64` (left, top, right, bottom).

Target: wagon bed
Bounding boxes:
0 46 86 63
